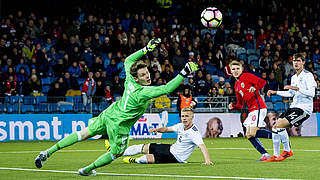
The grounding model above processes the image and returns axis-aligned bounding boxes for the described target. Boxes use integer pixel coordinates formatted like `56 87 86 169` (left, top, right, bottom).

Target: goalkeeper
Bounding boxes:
35 38 199 176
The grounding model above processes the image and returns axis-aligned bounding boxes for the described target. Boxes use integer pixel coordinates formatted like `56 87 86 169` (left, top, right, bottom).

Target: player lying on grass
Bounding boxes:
228 60 272 161
265 53 316 162
106 107 213 165
35 38 199 176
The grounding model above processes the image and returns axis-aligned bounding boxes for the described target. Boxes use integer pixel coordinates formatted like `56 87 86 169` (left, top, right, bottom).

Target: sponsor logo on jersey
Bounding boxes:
288 112 298 120
138 116 147 122
252 115 256 121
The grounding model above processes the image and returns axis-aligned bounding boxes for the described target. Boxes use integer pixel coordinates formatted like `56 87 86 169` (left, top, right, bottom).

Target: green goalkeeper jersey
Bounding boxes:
99 49 184 134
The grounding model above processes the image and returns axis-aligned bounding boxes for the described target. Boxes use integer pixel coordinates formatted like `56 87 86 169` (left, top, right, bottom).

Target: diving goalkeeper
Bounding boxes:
35 38 198 176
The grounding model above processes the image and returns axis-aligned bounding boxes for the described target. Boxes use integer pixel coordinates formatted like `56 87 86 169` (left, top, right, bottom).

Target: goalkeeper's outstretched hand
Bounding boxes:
180 62 198 77
143 38 161 54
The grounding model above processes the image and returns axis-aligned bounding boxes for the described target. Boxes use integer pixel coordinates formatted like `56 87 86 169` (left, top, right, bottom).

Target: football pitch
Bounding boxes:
0 137 319 180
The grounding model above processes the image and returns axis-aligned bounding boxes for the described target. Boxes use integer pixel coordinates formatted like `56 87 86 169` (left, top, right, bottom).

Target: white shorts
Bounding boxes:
243 108 267 127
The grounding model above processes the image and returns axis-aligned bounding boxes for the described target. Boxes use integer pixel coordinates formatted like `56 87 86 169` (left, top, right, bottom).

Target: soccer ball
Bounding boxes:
201 7 222 28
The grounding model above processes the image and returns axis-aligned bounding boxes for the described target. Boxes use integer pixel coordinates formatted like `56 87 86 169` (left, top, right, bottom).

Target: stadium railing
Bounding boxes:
0 93 319 114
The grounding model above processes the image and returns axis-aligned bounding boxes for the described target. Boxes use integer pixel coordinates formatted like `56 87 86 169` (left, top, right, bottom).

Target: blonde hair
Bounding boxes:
293 53 305 61
229 60 242 67
181 107 194 113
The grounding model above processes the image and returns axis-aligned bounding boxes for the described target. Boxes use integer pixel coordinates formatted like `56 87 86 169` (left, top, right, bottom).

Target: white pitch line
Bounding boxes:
0 167 299 180
0 148 319 154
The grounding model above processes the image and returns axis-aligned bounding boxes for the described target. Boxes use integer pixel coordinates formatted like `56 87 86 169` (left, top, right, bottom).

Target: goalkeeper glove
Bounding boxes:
143 38 161 54
180 62 199 77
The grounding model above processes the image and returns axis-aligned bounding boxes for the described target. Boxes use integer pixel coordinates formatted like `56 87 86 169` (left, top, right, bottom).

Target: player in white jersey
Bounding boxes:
119 107 213 165
266 53 317 161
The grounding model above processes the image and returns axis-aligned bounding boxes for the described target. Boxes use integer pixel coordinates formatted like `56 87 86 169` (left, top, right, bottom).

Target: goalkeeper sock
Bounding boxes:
136 155 148 164
277 128 291 152
47 132 81 156
272 131 281 157
248 137 267 155
84 152 116 173
255 129 272 139
123 144 144 156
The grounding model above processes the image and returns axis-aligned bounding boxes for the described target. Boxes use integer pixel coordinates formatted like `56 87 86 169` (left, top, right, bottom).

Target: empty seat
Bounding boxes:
35 104 48 113
99 102 109 112
274 102 285 113
21 104 35 113
48 103 59 113
271 95 283 103
36 96 48 104
0 104 7 113
74 103 86 113
60 104 74 113
7 104 19 113
10 96 21 104
23 96 35 105
266 102 274 110
66 96 74 104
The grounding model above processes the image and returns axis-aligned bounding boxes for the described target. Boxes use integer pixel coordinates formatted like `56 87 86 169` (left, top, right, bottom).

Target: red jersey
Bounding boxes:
232 73 267 112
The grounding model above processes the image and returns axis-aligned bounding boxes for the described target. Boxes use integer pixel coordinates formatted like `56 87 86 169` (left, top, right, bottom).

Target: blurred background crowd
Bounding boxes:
0 0 320 112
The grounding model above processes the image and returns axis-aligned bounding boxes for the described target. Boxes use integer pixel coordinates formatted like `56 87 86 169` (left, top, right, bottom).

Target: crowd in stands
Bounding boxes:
0 0 320 112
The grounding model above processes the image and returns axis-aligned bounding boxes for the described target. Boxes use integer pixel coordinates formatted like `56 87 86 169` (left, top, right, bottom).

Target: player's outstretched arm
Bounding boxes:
148 126 174 133
199 144 213 165
139 62 198 99
124 38 161 73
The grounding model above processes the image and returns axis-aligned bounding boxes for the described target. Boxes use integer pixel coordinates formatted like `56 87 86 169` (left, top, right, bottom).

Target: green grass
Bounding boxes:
0 137 320 180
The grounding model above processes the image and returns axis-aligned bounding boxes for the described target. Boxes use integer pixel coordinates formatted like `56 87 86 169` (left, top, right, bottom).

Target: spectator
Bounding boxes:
23 74 42 96
161 64 174 83
267 72 279 91
63 72 80 96
5 75 18 96
177 87 196 117
111 75 124 95
82 72 96 106
195 70 210 96
117 57 126 81
105 59 119 81
91 56 105 73
172 49 185 76
68 61 81 78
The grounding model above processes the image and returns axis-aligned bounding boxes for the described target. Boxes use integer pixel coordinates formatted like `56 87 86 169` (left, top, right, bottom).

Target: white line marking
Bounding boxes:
0 167 299 180
0 148 319 154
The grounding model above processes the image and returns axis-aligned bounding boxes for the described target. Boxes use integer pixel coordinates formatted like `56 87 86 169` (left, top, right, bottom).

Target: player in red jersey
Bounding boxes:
228 60 272 161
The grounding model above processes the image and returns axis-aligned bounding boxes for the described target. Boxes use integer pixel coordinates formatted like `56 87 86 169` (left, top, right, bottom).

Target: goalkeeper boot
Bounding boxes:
78 168 96 176
105 140 111 152
262 155 278 162
257 153 270 161
123 157 137 164
35 150 49 168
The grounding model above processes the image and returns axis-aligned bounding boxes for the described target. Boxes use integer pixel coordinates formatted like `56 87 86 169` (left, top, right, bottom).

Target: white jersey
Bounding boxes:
170 123 204 163
277 69 316 115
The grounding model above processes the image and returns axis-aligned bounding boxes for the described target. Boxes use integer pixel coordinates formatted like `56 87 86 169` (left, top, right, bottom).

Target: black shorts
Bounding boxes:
279 108 310 127
149 143 179 163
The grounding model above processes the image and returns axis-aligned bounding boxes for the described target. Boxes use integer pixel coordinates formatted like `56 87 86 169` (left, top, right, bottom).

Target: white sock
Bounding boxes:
278 128 291 152
272 131 281 157
123 144 144 156
136 155 148 164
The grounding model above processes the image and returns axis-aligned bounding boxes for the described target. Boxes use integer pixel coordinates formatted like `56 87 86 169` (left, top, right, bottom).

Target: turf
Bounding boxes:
0 137 320 180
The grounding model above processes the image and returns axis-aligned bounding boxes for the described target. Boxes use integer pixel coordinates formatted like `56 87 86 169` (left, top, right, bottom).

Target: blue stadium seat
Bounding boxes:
236 48 247 58
247 49 258 56
274 102 285 113
7 104 19 113
74 103 86 113
41 77 51 86
264 96 272 102
251 60 259 68
216 70 225 77
48 103 59 113
266 102 274 110
4 96 10 103
10 96 21 104
113 94 122 101
99 102 109 112
248 55 258 64
60 104 73 113
271 95 282 103
0 104 7 113
35 104 48 113
74 96 82 104
66 96 74 104
21 104 35 113
23 96 35 105
86 103 99 114
42 86 51 94
36 96 47 104
205 65 217 75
